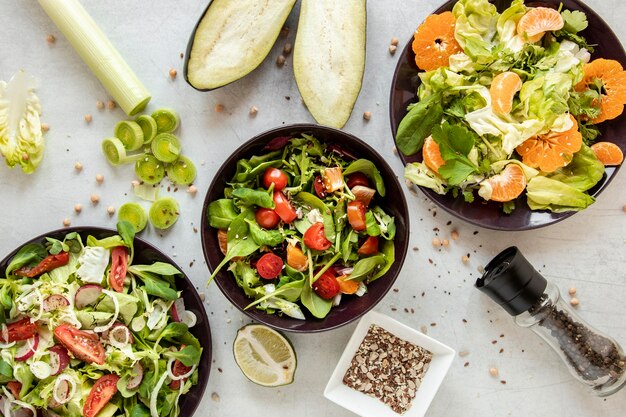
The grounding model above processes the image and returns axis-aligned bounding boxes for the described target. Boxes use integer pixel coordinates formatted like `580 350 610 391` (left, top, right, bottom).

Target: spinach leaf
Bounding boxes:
131 269 178 301
300 281 332 319
245 220 285 247
232 188 275 209
6 243 47 276
369 240 395 282
341 230 358 264
245 277 305 310
0 359 13 383
432 122 478 186
365 211 381 237
207 199 239 229
343 159 387 197
234 159 282 183
163 345 202 367
395 93 444 156
130 403 151 417
294 192 335 242
129 262 181 277
347 255 386 282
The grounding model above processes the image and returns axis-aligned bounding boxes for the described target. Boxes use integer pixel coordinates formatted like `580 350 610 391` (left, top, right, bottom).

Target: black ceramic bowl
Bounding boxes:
0 227 211 417
201 124 410 333
389 0 626 231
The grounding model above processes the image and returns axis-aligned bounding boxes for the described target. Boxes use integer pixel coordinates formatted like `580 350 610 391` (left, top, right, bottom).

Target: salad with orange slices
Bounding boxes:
397 0 625 213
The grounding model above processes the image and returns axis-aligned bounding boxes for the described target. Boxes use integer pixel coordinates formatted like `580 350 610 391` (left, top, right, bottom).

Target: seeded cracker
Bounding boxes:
342 324 432 414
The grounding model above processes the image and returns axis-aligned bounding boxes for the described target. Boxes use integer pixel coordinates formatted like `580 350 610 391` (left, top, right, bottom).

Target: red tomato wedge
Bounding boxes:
263 168 288 191
54 324 105 365
14 252 70 278
357 236 379 255
83 374 120 417
0 318 38 343
347 201 367 231
273 191 297 223
256 253 284 279
346 172 370 189
255 208 280 229
108 246 128 292
304 223 332 251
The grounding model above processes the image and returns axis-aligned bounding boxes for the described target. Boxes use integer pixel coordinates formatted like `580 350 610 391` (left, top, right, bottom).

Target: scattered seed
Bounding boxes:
215 103 224 113
458 350 469 357
74 162 83 172
249 106 258 116
442 239 449 247
432 237 441 247
41 123 50 132
462 255 469 263
283 43 293 55
96 100 105 110
570 297 579 306
211 392 220 402
280 26 289 37
90 194 100 204
187 185 198 196
451 230 459 240
390 37 399 46
489 367 499 377
169 68 177 79
107 100 116 110
46 34 56 44
389 45 397 55
180 52 184 59
63 218 71 227
477 265 485 274
568 287 577 296
464 362 470 367
500 380 507 385
276 54 286 67
74 204 82 213
84 114 93 123
198 292 206 302
95 174 104 184
363 111 372 121
623 204 626 212
107 206 116 216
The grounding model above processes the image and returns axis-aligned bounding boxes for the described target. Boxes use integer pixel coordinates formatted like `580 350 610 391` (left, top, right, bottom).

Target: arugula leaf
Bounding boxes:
232 188 275 209
300 282 332 319
347 255 386 282
432 122 479 185
369 240 395 282
343 159 386 197
6 243 47 276
365 211 381 237
207 199 239 229
395 93 443 156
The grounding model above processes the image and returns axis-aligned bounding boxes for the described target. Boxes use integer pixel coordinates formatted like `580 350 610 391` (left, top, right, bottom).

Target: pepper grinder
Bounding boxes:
476 246 626 396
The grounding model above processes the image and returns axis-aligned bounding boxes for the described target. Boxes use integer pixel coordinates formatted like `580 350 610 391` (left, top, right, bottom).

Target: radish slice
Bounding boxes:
15 335 39 361
74 284 103 309
49 345 70 376
180 311 197 328
126 361 144 390
106 323 134 347
43 294 70 311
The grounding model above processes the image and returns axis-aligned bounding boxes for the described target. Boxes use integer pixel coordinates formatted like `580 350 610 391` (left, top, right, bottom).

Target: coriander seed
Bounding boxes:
90 194 100 204
451 230 459 240
62 218 71 227
249 106 258 116
74 162 83 171
283 43 293 55
169 68 177 78
432 237 441 247
489 367 499 377
462 255 469 263
215 104 224 113
107 100 116 110
570 297 579 306
568 287 577 296
84 114 93 123
389 45 397 55
46 34 56 44
107 206 116 216
96 100 105 110
187 185 198 195
363 111 372 121
74 204 82 213
391 37 399 46
95 174 104 184
276 54 286 67
41 123 50 132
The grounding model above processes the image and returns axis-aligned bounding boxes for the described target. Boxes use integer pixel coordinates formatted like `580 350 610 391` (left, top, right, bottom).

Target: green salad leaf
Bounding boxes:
207 199 239 229
343 159 387 196
395 93 443 156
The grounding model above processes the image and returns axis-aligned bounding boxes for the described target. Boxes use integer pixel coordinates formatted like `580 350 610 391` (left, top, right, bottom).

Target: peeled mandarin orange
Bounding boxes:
486 164 527 202
422 135 445 173
490 72 523 115
516 115 583 172
575 59 626 123
336 275 359 295
590 142 624 165
412 12 462 71
517 7 564 43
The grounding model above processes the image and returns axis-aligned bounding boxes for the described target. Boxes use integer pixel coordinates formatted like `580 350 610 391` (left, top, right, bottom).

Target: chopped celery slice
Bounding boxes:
118 202 148 233
114 120 144 151
135 115 158 144
151 108 179 133
151 133 181 163
135 154 165 185
102 137 143 166
166 156 197 185
149 197 180 230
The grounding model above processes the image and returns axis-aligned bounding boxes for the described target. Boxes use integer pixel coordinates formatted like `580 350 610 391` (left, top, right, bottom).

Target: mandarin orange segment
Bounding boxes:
486 164 527 202
422 135 445 173
517 7 564 43
336 275 359 295
412 12 462 71
490 72 523 115
590 141 624 166
575 58 626 124
516 115 583 172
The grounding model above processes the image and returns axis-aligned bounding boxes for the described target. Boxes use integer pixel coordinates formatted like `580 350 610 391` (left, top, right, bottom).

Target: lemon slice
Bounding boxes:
233 324 297 387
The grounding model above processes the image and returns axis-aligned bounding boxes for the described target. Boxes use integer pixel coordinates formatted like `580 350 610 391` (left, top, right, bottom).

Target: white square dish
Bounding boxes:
324 310 455 417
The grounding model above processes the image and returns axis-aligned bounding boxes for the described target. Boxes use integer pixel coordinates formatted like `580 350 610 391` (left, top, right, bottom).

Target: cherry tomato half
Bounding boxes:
347 201 367 232
273 191 297 224
303 223 332 251
0 318 38 343
108 246 128 293
256 208 280 229
346 172 370 189
357 236 379 256
313 175 326 198
263 168 288 191
54 324 105 365
256 253 284 279
312 270 340 300
83 374 120 417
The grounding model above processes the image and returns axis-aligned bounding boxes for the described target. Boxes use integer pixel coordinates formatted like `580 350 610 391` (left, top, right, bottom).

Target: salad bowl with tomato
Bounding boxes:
201 124 410 333
0 225 211 417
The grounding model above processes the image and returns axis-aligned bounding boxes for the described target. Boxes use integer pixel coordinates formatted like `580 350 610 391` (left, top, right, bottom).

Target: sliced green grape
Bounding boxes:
117 202 148 232
102 137 143 166
114 120 144 151
166 156 197 185
135 154 165 184
149 197 180 229
151 108 179 133
151 133 181 163
135 115 158 144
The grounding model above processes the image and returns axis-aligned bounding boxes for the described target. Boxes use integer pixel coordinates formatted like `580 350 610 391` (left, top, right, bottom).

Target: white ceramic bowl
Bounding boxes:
324 310 455 417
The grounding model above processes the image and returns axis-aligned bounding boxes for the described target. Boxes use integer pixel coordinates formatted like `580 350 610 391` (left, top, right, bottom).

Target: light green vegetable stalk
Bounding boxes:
38 0 150 116
0 71 44 173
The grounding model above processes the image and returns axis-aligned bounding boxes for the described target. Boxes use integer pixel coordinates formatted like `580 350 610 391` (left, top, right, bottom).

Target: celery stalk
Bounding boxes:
38 0 151 116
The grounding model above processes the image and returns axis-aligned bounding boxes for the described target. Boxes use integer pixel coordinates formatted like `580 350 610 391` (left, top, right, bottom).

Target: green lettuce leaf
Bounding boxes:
526 175 595 212
452 0 498 63
546 144 604 192
404 162 447 194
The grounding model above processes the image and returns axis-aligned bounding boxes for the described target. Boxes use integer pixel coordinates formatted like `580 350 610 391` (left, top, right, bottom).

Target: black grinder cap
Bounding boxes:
475 246 547 316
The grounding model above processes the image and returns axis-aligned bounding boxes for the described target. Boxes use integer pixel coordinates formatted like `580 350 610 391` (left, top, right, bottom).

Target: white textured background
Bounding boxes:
1 1 625 416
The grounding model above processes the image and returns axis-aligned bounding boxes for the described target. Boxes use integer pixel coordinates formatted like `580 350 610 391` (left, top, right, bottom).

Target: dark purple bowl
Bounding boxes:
389 0 626 231
0 227 211 417
201 124 410 333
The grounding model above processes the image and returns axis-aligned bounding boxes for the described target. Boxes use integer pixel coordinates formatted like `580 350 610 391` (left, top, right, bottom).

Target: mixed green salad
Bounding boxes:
397 0 624 213
207 135 396 320
0 222 202 417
